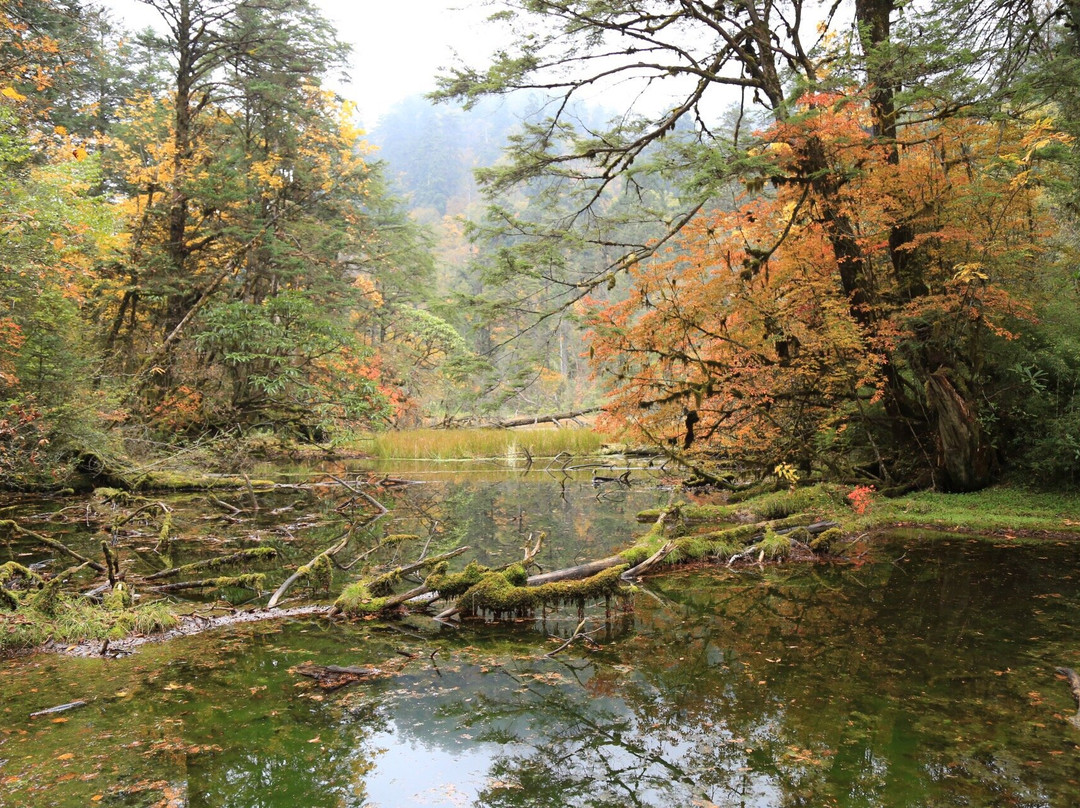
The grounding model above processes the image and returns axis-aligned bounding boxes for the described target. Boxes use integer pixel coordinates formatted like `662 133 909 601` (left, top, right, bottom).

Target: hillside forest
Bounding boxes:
2 0 1080 492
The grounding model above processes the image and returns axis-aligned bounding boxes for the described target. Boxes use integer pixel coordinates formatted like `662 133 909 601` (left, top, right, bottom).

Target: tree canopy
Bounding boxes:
435 0 1080 489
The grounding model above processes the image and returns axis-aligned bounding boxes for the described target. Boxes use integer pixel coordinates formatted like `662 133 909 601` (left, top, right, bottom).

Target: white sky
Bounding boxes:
99 0 504 128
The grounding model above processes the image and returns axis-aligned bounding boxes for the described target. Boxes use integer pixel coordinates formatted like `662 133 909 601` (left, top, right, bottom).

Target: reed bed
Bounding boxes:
370 428 606 460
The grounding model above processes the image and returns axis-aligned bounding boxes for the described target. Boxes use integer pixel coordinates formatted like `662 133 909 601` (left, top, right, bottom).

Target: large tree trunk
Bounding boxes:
926 370 993 492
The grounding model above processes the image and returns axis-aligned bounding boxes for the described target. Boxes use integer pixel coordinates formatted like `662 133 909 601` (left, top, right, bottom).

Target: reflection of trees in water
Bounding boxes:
393 542 1079 807
380 477 667 570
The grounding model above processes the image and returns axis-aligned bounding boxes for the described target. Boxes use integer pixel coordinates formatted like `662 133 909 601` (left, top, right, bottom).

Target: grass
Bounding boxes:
711 483 1080 537
859 486 1080 535
0 598 178 652
368 428 606 460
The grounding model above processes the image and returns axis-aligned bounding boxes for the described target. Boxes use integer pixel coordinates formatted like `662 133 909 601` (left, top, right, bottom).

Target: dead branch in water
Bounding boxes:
0 520 106 573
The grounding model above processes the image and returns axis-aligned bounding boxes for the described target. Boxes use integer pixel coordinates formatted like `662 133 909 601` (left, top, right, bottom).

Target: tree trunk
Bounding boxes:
925 370 992 492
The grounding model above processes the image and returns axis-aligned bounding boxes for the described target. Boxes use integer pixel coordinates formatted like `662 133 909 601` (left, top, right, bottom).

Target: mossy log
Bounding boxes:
452 564 629 618
338 511 842 621
146 573 265 594
142 547 279 581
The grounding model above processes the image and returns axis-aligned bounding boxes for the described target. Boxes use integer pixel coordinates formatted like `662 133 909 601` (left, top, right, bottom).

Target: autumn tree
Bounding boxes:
95 0 429 434
438 0 1078 489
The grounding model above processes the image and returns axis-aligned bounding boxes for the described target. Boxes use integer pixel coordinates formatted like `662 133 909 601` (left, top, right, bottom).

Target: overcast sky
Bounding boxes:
99 0 505 128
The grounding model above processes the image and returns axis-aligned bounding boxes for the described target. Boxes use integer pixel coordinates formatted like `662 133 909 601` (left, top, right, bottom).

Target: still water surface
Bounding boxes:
2 464 1080 807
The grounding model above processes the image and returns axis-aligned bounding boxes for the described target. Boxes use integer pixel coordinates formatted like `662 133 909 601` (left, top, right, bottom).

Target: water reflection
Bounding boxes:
3 468 1080 807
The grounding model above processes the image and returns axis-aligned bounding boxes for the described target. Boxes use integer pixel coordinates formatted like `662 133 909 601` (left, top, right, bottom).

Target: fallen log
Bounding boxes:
492 408 601 429
292 662 383 691
146 573 265 594
431 408 601 430
142 547 279 582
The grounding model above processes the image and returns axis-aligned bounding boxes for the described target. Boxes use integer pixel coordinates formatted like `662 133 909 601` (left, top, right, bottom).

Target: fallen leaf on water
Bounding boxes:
307 736 321 744
56 753 74 761
51 718 68 724
90 796 103 802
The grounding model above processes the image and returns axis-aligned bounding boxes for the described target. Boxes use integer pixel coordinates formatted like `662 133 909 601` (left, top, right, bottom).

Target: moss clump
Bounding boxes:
130 471 276 492
758 528 791 560
334 582 389 615
93 487 139 504
149 546 278 581
786 527 812 544
304 557 332 591
672 534 743 562
694 514 813 545
618 543 659 567
27 576 65 617
211 573 265 591
0 561 43 590
156 512 174 556
810 527 844 553
0 585 19 610
103 582 133 611
635 503 735 524
424 561 490 598
741 484 845 521
381 534 420 546
0 597 179 651
456 565 629 617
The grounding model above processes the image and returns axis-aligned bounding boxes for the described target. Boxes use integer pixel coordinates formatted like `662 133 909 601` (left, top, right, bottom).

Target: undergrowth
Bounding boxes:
0 597 178 652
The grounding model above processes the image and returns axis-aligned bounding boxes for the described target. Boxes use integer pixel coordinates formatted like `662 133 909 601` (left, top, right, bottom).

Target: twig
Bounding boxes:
544 618 600 658
241 473 259 512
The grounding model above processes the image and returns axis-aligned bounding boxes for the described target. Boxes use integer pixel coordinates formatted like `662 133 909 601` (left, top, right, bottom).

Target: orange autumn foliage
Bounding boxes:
587 92 1058 473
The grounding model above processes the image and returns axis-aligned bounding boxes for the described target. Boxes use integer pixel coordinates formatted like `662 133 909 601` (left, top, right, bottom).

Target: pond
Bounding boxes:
2 462 1080 807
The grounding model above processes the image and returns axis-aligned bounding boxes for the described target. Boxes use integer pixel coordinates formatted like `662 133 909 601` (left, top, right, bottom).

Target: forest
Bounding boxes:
2 0 1079 490
4 3 1080 805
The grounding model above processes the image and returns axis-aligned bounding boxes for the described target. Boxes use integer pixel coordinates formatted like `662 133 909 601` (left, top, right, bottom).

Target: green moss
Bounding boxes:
156 512 173 555
741 484 845 521
211 573 265 591
382 534 420 546
695 514 814 545
758 528 792 559
150 546 278 580
103 582 133 611
671 534 743 562
333 582 389 615
635 503 736 524
618 544 656 566
0 597 179 651
0 585 19 610
786 527 812 543
27 576 65 617
307 553 334 593
424 561 490 598
93 487 139 504
810 527 844 552
133 601 178 634
130 471 276 492
0 561 43 589
455 565 629 617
